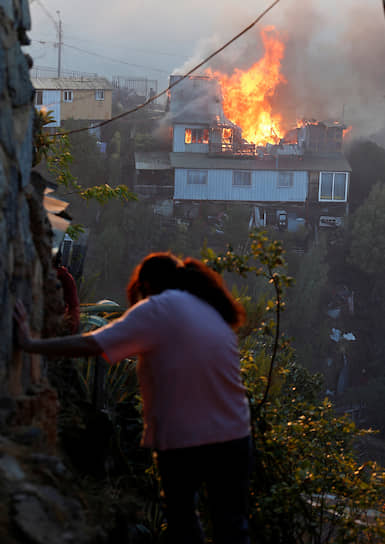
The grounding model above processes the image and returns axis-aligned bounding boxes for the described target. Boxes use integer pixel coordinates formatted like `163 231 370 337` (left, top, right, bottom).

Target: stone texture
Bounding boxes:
0 0 62 417
19 0 31 30
0 44 6 98
0 103 16 157
0 1 14 21
12 483 102 544
7 44 34 107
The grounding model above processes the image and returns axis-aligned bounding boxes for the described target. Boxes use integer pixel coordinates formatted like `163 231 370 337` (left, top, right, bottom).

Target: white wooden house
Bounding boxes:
169 76 350 230
135 75 351 230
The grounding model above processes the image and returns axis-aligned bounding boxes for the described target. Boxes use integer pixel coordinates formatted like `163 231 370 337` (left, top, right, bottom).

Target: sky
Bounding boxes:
27 0 385 137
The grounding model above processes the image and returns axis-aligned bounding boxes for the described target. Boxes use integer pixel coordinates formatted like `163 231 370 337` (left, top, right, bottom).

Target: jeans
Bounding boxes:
157 435 252 544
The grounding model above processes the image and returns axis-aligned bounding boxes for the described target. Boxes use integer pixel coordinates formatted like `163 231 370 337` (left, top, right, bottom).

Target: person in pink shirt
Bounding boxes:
14 252 252 544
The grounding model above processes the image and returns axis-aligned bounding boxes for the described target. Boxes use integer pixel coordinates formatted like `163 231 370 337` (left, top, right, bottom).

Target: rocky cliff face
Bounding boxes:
0 0 63 411
0 0 35 394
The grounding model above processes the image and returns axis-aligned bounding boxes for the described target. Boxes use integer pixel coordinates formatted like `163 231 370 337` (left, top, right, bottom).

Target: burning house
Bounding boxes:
167 74 350 231
135 27 351 231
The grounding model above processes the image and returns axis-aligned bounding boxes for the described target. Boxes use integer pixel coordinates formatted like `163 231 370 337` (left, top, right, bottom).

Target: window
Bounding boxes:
278 171 294 188
233 171 251 186
35 90 43 106
319 172 348 201
95 89 104 101
63 90 73 103
185 128 209 144
187 170 208 184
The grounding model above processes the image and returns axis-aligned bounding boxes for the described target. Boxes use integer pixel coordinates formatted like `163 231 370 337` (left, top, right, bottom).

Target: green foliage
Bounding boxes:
65 223 85 240
349 182 385 278
203 230 294 408
345 140 385 212
284 234 330 371
80 183 137 204
33 109 137 205
204 230 385 543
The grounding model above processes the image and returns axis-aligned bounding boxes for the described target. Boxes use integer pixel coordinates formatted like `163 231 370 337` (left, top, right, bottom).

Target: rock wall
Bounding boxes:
0 0 63 441
0 0 34 393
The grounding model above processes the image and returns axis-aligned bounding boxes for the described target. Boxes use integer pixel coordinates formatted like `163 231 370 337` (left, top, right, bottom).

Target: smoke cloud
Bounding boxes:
172 0 385 140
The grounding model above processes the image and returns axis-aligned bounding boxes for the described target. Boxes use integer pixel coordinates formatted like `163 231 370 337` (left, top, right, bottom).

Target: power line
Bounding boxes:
31 39 170 74
54 0 281 137
63 43 169 74
33 0 58 31
61 33 190 59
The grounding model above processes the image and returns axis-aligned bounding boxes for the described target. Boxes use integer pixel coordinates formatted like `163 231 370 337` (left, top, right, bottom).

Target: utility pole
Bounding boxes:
56 10 62 78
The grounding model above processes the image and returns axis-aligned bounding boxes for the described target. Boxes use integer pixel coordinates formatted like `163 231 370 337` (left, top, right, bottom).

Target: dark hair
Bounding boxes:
126 252 246 330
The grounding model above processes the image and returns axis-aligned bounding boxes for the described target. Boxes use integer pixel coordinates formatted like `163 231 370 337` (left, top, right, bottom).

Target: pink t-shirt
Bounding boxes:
91 289 250 450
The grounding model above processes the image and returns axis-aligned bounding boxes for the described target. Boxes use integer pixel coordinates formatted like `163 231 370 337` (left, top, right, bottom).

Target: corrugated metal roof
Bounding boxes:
31 77 113 90
135 152 171 170
170 152 351 172
43 195 70 214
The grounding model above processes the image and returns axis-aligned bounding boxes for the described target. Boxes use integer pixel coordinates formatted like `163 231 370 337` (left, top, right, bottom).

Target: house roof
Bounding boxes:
31 77 113 91
135 152 171 170
170 152 352 172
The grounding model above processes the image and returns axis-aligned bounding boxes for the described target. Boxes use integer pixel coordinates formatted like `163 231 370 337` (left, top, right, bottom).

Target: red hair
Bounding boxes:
126 252 245 330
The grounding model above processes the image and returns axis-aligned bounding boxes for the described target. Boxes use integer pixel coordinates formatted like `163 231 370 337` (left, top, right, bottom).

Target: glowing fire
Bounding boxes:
185 128 192 144
206 26 286 146
343 125 353 140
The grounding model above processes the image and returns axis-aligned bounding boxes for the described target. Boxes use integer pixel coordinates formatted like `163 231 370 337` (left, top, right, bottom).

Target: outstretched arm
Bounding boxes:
14 300 102 358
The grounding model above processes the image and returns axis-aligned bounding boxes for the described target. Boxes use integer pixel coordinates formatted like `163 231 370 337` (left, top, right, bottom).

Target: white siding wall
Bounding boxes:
174 169 308 202
35 90 61 127
173 124 209 153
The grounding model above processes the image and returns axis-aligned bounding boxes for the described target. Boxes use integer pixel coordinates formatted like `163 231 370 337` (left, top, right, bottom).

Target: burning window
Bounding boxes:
278 172 294 188
319 172 348 202
222 128 233 142
187 170 208 185
233 171 251 187
185 128 209 144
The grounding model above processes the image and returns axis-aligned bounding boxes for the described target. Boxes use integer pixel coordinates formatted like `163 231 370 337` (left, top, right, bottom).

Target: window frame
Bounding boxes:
185 128 209 145
95 89 105 101
35 90 43 106
187 169 208 185
232 170 252 187
278 171 294 188
63 90 73 103
319 172 348 202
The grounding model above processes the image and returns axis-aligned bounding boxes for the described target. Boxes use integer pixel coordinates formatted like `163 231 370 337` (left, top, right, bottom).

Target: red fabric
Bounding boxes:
56 266 80 333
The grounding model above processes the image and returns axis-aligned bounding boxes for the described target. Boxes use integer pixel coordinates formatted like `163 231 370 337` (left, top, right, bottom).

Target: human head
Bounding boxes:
126 252 183 304
126 251 246 330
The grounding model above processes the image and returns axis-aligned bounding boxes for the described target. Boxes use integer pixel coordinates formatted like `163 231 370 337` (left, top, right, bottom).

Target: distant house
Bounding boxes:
31 77 113 128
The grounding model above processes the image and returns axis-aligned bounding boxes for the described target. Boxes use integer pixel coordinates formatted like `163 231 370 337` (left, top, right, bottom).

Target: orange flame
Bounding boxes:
343 125 353 140
206 27 286 146
185 128 192 144
222 128 232 142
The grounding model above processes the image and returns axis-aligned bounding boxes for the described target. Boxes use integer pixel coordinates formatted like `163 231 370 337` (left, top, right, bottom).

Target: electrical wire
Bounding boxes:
53 0 281 137
31 39 170 74
33 0 59 31
61 33 189 59
63 43 169 74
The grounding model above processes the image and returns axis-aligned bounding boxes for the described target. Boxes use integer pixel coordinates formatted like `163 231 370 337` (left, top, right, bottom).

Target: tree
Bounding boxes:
349 182 385 280
345 140 385 212
203 232 385 544
284 234 330 372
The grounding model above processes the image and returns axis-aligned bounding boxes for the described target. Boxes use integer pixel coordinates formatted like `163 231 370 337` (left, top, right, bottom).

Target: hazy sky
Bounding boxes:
28 0 385 135
27 0 382 79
